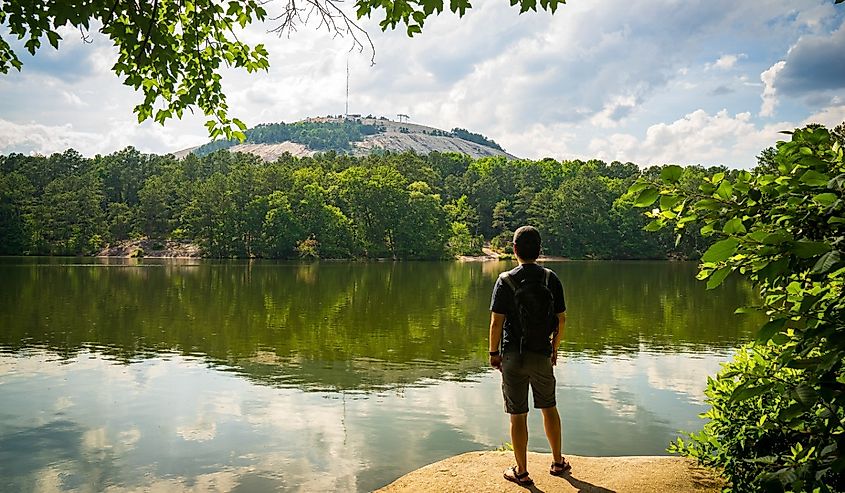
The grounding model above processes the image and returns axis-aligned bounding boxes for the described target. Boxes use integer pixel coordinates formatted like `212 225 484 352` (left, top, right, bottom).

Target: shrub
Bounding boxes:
297 237 320 259
632 124 845 492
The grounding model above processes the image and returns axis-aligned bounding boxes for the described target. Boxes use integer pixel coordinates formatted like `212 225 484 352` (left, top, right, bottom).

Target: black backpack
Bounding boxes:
500 267 556 353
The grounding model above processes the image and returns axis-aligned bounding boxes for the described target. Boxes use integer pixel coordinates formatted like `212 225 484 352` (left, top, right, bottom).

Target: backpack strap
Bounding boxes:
500 269 550 291
499 272 518 292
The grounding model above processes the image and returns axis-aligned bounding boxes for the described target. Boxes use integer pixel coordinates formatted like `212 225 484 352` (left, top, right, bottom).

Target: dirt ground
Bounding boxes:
376 451 724 493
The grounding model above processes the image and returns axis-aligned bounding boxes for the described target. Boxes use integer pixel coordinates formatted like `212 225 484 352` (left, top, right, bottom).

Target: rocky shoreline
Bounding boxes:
96 240 566 262
97 239 201 258
376 451 723 492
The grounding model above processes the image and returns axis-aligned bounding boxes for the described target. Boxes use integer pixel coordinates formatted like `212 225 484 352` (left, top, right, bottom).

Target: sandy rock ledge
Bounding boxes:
376 451 723 493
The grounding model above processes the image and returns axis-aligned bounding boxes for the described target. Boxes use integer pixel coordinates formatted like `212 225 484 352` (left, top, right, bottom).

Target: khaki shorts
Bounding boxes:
501 352 557 414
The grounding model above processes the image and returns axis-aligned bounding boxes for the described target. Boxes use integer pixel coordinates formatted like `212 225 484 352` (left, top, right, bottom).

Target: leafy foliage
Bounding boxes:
0 1 269 140
450 128 504 151
355 0 567 36
631 125 845 492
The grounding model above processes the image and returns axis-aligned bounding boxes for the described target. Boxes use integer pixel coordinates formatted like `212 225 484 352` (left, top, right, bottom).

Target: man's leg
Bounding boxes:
510 412 529 474
541 406 562 464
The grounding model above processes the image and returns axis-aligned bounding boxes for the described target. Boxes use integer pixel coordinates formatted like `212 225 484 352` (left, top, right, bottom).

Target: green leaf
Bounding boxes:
785 357 824 369
699 182 716 194
232 118 247 131
730 382 774 403
778 403 806 421
659 194 682 211
812 250 843 274
715 180 733 200
762 233 791 245
701 238 740 263
643 219 664 232
627 181 649 195
694 198 721 210
449 0 471 15
791 240 830 259
771 332 790 345
706 266 731 289
794 383 817 406
756 318 787 343
812 192 837 206
660 165 683 183
799 170 830 187
723 218 746 235
46 31 61 49
633 187 659 208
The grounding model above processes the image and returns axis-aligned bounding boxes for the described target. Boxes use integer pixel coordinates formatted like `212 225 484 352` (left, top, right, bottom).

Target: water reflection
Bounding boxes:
1 348 730 492
0 259 759 491
0 259 758 391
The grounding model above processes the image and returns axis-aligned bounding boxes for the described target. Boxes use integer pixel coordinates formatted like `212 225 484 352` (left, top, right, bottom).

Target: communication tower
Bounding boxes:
345 59 349 119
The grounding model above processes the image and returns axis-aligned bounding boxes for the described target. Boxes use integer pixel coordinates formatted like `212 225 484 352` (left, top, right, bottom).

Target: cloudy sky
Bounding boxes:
1 0 844 168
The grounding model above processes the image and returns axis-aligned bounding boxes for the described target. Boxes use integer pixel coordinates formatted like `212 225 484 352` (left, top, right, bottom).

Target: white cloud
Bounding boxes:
61 90 86 107
0 0 841 167
643 354 722 404
774 20 845 95
708 53 746 70
760 60 786 117
589 109 793 168
0 118 205 156
177 419 217 442
498 123 578 160
590 95 638 128
803 103 845 128
82 427 109 452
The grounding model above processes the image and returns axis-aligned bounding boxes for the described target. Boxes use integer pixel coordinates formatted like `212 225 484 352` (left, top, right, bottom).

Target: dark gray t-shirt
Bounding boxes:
490 263 566 355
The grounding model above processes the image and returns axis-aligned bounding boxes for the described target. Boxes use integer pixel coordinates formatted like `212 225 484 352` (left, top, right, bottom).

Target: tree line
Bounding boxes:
0 148 737 259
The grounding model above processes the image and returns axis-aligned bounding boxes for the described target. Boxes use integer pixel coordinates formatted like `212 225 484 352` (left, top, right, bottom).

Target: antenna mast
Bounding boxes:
345 59 349 119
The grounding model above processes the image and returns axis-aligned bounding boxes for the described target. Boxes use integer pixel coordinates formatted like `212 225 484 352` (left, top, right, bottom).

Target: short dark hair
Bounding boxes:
513 226 541 261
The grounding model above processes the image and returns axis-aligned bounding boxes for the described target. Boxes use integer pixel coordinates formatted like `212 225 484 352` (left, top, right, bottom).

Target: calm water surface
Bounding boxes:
0 259 759 491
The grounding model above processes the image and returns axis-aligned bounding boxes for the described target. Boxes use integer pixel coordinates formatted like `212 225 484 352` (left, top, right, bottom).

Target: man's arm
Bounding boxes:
489 312 505 370
551 311 566 365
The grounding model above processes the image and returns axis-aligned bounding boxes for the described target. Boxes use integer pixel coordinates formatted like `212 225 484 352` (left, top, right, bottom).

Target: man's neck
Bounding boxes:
516 258 536 266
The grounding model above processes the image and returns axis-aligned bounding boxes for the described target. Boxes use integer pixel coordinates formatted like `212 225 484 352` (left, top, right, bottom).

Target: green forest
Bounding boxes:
0 147 747 259
0 147 734 259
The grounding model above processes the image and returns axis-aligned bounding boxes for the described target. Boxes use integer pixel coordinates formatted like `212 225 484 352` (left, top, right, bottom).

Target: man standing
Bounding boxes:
489 226 570 486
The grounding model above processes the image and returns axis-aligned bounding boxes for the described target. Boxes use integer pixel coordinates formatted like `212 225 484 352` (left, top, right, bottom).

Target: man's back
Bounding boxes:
490 263 566 355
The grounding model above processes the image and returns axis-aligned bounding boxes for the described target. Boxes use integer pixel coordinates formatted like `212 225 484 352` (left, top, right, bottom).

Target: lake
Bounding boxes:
0 258 759 491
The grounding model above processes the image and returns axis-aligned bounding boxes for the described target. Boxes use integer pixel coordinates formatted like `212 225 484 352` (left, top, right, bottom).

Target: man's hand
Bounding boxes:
551 349 558 366
490 354 503 371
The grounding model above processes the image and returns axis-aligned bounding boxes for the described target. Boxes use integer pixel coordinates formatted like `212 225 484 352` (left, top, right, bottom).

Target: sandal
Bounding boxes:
504 466 534 486
550 458 572 476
